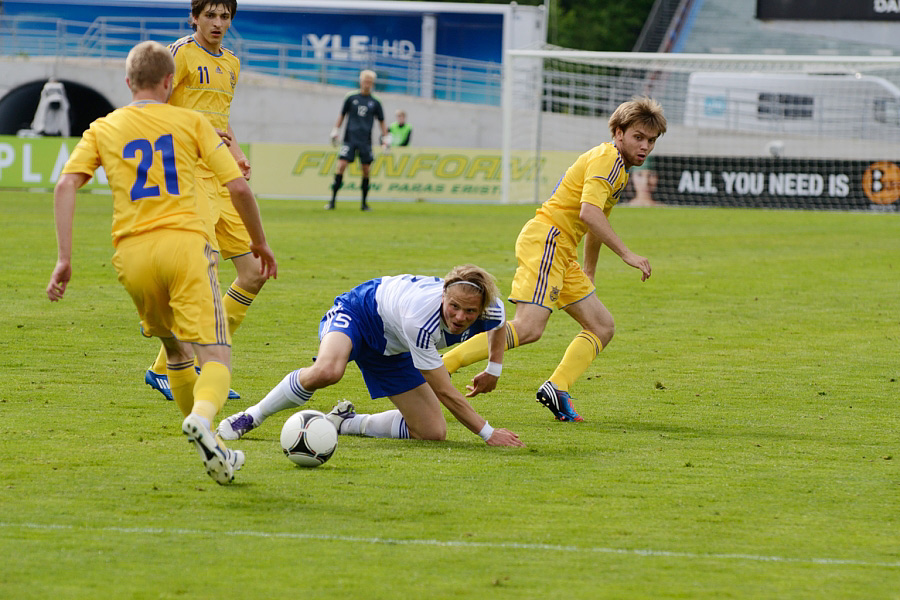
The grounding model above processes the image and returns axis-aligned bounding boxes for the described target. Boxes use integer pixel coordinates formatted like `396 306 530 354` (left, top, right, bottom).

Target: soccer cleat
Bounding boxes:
145 369 174 401
536 381 584 422
324 201 335 210
193 366 240 399
216 411 258 441
227 447 245 472
326 400 357 434
182 414 242 484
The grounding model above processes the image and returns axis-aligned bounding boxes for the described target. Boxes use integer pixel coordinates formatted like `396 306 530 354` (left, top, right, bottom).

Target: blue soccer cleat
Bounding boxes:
145 369 174 401
536 381 584 422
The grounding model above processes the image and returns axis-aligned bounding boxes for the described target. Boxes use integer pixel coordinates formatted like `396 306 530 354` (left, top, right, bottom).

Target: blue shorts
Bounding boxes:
318 279 426 399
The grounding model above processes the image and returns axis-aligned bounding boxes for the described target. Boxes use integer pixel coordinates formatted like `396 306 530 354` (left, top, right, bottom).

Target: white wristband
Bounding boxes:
478 421 494 441
485 361 502 376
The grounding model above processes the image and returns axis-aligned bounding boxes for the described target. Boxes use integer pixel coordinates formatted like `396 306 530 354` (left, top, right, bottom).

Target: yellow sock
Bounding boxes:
548 330 603 392
223 283 256 337
191 360 232 422
442 323 520 374
168 360 198 417
150 345 167 375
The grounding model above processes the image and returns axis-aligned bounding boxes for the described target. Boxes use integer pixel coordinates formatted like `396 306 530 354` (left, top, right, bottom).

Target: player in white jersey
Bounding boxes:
219 265 524 447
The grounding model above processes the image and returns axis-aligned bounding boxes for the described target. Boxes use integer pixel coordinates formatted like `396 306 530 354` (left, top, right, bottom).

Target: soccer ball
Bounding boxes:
280 410 338 467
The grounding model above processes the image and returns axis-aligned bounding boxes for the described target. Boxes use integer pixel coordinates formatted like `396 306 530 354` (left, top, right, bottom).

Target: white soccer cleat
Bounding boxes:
182 414 239 484
216 411 258 441
326 400 358 435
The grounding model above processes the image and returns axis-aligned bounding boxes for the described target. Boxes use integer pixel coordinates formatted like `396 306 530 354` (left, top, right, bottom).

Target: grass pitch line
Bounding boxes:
3 521 898 569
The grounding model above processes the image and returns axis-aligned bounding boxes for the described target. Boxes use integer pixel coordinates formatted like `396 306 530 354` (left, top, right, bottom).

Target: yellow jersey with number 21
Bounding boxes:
62 100 244 247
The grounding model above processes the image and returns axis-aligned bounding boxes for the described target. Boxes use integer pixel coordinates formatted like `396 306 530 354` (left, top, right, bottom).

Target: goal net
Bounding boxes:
502 49 900 210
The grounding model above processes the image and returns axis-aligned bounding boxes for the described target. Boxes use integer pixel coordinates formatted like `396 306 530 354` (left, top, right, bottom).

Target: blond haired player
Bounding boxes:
327 69 389 211
218 265 523 448
442 96 667 422
46 41 277 484
144 0 266 401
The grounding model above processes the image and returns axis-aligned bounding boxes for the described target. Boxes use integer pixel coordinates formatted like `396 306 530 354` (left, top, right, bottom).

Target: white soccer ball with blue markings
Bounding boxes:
280 410 337 467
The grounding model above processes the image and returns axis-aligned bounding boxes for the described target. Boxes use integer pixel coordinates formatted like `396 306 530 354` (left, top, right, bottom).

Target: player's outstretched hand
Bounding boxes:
486 428 525 447
622 250 651 281
465 372 499 397
251 243 278 280
46 260 72 301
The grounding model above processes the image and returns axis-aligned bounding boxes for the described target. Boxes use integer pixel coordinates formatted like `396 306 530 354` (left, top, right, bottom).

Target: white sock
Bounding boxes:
336 413 369 435
248 369 312 423
362 410 409 439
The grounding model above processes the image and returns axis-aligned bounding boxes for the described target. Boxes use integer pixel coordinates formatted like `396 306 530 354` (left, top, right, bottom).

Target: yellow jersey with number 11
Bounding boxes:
168 35 240 131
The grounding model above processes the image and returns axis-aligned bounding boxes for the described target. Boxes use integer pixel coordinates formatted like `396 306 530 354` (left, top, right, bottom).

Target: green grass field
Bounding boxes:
1 190 898 599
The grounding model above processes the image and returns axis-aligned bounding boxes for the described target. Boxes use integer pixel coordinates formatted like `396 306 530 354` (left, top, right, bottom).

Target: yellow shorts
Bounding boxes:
196 174 253 259
111 229 230 346
509 219 595 310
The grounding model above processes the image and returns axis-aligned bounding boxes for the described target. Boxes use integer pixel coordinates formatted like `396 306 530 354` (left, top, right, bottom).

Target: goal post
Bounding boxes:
501 49 900 210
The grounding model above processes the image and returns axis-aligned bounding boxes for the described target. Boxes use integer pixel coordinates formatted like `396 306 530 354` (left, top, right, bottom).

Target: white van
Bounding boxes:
683 72 900 140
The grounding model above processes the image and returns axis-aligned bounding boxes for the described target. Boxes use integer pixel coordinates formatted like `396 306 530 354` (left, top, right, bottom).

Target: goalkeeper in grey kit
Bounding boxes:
328 69 389 211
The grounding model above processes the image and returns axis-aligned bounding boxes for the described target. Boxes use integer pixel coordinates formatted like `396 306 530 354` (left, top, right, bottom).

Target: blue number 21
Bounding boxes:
124 134 180 201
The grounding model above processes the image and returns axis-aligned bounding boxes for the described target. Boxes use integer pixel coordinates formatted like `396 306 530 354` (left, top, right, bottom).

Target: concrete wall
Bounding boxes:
0 56 504 148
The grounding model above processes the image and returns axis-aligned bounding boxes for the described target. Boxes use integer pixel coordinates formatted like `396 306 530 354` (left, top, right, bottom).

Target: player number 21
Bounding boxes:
124 134 180 201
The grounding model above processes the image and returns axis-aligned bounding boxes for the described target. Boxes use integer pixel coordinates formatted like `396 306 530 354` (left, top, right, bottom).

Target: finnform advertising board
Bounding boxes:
3 137 899 210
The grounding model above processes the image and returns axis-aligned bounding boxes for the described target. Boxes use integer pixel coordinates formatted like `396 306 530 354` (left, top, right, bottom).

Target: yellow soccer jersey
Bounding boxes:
168 35 240 132
62 101 244 246
536 142 628 246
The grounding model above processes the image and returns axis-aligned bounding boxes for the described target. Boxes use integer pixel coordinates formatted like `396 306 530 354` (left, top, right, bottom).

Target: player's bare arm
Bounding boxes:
47 172 90 301
580 202 651 281
226 123 251 179
582 229 603 283
223 178 277 279
465 325 506 397
422 367 524 447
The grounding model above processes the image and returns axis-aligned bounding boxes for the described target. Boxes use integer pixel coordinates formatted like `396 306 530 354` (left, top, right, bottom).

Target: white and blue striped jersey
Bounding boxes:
374 274 505 371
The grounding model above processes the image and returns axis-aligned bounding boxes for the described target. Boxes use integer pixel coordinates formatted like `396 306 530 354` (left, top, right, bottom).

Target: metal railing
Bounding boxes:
0 15 503 105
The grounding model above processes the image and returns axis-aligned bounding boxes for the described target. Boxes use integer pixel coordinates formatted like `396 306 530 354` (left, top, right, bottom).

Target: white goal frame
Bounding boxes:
501 49 900 208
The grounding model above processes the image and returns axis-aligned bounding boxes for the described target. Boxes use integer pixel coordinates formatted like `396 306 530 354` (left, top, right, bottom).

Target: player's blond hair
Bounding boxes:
360 69 377 83
125 41 175 93
443 264 500 316
608 96 667 138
